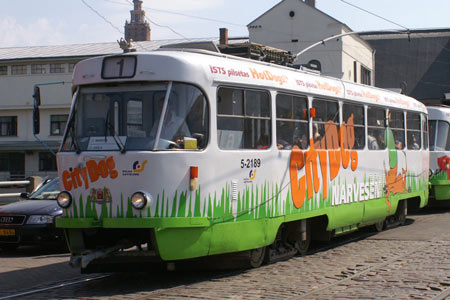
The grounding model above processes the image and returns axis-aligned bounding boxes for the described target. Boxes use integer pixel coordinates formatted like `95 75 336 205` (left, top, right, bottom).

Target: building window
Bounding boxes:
50 114 68 136
68 63 76 72
0 65 7 76
39 152 57 171
11 65 27 75
50 63 65 73
353 61 357 82
361 66 371 85
308 60 321 71
0 116 17 136
31 64 46 74
217 87 271 150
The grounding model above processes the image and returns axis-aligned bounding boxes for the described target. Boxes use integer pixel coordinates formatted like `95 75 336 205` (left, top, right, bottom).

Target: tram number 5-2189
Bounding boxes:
240 158 262 169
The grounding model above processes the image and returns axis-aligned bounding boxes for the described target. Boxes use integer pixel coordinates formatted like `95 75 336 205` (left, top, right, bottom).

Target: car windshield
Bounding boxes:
29 178 60 200
61 82 209 151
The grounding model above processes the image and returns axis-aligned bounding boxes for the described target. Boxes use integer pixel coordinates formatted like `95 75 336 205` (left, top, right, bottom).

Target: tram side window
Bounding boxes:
422 114 429 150
388 110 405 150
343 103 365 149
407 112 421 150
367 107 386 150
276 94 309 150
435 121 450 151
312 99 339 149
217 87 271 150
428 120 436 150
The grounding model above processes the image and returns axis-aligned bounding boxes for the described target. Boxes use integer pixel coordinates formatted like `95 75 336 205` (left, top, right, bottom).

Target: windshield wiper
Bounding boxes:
104 110 127 153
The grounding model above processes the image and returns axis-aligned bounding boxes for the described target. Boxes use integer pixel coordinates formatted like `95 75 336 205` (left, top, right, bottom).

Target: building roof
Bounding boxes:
0 38 218 62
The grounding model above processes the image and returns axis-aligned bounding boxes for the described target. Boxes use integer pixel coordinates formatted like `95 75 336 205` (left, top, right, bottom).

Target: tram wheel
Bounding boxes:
295 221 311 255
249 247 266 268
373 220 385 232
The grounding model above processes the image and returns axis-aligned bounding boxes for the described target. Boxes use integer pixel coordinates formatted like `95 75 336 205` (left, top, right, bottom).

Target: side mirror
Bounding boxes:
20 192 30 199
33 86 41 134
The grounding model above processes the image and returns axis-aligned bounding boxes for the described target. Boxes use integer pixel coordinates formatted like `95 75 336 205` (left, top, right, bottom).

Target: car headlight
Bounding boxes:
27 215 54 224
130 191 150 209
57 191 72 208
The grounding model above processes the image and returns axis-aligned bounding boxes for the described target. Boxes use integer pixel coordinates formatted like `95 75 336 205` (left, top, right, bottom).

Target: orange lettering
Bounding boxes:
305 139 320 197
98 160 108 178
62 170 72 191
86 160 99 183
106 156 118 178
318 150 328 199
290 146 306 209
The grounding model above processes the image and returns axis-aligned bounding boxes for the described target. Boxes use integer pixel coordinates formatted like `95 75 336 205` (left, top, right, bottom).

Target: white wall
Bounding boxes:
248 0 374 83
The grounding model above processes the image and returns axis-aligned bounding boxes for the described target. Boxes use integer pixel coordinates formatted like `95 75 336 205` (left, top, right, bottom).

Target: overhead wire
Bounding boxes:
80 0 124 35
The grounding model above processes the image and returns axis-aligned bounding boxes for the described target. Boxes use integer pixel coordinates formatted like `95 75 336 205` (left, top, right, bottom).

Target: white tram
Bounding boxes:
428 106 450 202
55 48 429 271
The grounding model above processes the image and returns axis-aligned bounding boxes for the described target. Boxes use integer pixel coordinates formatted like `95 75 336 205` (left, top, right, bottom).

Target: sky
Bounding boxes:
0 0 447 48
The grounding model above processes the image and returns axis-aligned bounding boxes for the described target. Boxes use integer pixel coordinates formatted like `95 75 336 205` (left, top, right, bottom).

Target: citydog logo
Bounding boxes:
289 116 358 209
62 156 118 191
132 160 147 173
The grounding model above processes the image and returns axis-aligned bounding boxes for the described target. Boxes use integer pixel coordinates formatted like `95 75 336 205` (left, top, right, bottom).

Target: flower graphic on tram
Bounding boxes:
132 160 148 173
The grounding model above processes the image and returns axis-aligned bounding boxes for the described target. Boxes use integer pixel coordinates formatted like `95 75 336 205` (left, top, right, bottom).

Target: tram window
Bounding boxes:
312 99 339 149
217 87 271 150
407 112 421 150
367 107 386 150
388 110 405 150
276 94 309 150
343 103 365 150
428 120 436 150
435 121 449 151
422 114 428 150
157 83 209 150
127 100 144 137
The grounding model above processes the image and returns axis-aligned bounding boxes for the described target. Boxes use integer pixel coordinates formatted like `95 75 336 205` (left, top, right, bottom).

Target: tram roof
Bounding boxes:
73 49 427 114
427 105 450 120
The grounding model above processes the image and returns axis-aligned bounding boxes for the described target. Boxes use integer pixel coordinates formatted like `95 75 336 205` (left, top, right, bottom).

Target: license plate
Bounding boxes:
0 229 15 236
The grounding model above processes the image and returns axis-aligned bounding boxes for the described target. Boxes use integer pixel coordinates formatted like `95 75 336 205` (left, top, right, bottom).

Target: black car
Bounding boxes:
0 177 65 251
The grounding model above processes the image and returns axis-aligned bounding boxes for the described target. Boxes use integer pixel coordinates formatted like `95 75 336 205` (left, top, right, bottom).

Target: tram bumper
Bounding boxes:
56 217 212 264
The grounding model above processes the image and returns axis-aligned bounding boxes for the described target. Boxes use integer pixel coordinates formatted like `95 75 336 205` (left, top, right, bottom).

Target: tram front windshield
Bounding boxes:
62 82 208 152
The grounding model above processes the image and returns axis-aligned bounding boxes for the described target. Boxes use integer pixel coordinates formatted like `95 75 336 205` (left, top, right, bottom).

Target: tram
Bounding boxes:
54 48 429 272
428 106 450 204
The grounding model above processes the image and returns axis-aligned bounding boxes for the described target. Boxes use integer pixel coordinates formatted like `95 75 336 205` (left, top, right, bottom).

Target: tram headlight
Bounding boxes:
57 191 72 208
131 191 149 209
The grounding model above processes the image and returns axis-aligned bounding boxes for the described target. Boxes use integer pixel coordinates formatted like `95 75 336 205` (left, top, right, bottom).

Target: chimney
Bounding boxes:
220 28 228 45
305 0 316 7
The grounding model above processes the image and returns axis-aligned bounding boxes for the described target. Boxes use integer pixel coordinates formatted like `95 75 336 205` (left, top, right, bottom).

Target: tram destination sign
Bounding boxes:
102 56 136 79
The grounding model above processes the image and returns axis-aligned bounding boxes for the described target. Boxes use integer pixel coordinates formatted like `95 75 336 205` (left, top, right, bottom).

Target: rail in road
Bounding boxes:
0 209 449 300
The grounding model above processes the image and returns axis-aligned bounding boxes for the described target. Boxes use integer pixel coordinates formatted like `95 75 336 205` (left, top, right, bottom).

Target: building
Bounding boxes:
361 29 450 105
248 0 374 85
125 0 151 42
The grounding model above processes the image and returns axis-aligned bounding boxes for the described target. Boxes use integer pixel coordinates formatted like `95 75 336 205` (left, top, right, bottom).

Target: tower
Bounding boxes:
124 0 151 42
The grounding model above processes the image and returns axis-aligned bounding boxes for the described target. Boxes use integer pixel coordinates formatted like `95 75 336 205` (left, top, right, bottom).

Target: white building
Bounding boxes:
248 0 374 84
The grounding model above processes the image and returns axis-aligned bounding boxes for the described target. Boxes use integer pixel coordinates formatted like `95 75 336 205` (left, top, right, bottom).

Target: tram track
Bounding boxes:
0 274 111 300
